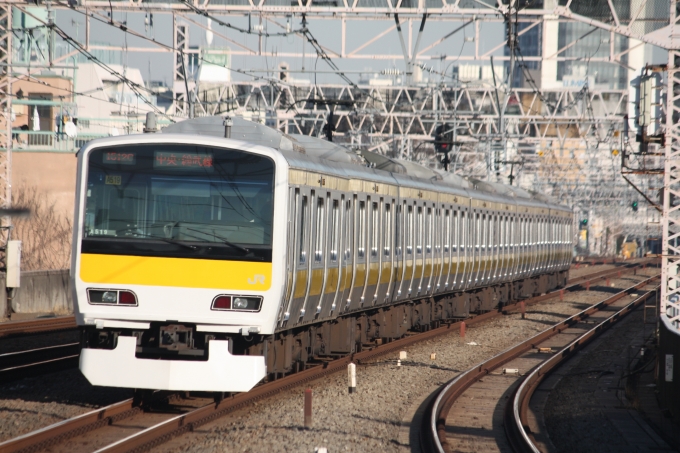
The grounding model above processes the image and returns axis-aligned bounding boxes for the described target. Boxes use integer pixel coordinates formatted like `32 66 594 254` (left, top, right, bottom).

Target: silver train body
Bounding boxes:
71 117 572 392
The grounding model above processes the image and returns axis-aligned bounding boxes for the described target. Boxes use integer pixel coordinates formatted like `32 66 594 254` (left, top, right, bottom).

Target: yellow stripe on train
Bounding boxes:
80 254 272 290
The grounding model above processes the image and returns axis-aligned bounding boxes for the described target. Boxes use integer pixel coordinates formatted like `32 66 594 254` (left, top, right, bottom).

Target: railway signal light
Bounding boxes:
433 123 452 154
580 219 588 228
631 201 639 212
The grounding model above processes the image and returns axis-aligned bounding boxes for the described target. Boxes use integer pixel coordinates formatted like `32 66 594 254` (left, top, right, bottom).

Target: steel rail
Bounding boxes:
425 274 660 453
0 260 655 453
506 287 660 453
0 343 81 382
0 316 77 338
0 399 140 453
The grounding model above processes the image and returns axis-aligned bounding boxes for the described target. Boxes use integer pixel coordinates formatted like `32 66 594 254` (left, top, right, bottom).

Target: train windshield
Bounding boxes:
82 144 275 262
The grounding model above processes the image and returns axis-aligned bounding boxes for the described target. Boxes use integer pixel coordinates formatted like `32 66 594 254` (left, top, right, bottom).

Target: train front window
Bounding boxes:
82 144 275 262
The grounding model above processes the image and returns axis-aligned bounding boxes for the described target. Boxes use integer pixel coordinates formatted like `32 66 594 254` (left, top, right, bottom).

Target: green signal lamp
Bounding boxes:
631 201 639 212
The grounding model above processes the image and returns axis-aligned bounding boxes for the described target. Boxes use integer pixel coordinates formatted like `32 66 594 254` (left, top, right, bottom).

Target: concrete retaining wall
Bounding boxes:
8 269 73 316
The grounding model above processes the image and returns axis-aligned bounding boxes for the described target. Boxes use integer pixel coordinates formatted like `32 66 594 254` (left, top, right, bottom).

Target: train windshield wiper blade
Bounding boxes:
185 228 251 254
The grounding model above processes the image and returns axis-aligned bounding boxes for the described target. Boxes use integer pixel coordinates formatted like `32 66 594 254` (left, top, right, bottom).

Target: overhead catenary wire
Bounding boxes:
18 6 173 121
58 4 310 88
40 3 316 116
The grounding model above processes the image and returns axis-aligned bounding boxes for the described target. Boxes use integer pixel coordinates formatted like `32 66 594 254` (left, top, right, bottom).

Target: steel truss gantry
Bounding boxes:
661 2 680 335
0 4 11 241
192 81 627 144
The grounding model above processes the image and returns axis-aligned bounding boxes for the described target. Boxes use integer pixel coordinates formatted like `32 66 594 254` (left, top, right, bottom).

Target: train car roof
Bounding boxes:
161 116 570 213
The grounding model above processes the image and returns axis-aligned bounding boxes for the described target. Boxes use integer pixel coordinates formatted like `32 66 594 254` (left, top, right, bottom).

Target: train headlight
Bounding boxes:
87 289 138 306
233 297 248 309
211 295 262 312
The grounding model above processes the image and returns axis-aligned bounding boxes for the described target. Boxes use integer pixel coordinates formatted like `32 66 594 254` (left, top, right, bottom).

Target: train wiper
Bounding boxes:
185 228 251 254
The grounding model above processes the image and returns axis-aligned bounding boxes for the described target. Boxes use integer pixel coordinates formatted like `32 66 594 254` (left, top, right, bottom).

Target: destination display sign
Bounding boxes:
154 151 214 170
103 151 136 165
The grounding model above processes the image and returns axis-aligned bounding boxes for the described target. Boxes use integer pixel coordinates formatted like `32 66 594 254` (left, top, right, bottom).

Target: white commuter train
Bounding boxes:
72 116 573 393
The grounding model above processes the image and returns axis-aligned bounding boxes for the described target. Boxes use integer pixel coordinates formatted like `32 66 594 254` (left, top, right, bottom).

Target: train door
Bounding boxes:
394 200 407 301
432 204 451 293
415 204 426 295
300 192 328 323
518 216 525 278
399 201 416 298
363 198 380 305
422 205 435 294
286 187 313 324
348 194 368 311
504 215 510 279
524 216 531 277
404 200 415 300
456 209 467 290
451 209 461 290
492 214 499 284
439 207 452 292
338 197 354 312
279 186 300 327
377 198 396 305
531 216 536 274
541 217 548 273
515 214 520 277
488 212 495 283
481 213 489 284
498 214 505 282
470 211 478 286
317 194 343 319
491 213 499 284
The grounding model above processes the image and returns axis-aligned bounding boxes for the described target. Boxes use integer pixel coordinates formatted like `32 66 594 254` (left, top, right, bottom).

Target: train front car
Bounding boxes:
71 134 288 392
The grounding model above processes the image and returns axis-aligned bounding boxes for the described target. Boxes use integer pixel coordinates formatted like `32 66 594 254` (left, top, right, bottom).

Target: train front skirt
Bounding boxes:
79 337 266 392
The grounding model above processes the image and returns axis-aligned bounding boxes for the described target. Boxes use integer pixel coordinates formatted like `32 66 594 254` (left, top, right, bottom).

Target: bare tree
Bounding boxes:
12 185 72 270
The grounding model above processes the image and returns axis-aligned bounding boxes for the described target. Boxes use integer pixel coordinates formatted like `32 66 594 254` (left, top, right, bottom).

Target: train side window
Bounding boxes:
330 199 339 262
383 203 391 256
314 196 325 263
358 200 366 259
299 195 308 265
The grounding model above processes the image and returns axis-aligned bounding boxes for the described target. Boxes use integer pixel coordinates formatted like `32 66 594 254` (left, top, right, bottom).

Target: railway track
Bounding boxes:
0 261 656 453
423 275 660 453
0 316 76 338
0 343 80 382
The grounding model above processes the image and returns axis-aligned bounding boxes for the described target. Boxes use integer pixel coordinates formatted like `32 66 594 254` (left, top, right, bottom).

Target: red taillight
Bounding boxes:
119 291 137 305
212 296 232 310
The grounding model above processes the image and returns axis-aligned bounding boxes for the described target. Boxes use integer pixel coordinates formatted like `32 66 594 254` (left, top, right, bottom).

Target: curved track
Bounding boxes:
0 261 654 453
423 274 659 453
